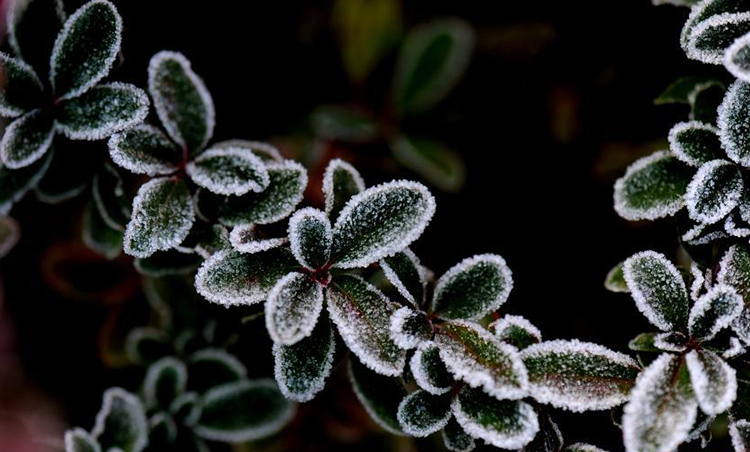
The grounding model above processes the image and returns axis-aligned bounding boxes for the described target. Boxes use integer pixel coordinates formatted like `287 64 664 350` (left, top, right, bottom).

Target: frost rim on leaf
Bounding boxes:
64 428 101 452
668 121 721 167
725 32 750 82
91 387 148 452
265 272 324 345
189 348 248 379
287 207 332 270
451 393 539 450
686 12 750 65
389 306 430 350
0 109 55 169
685 349 737 415
7 0 66 64
489 315 542 346
396 390 451 437
0 53 43 117
143 356 188 409
186 147 270 196
410 341 452 395
730 419 750 452
718 80 750 166
107 124 179 177
273 322 335 402
228 224 288 254
380 248 425 307
685 159 743 224
322 158 365 215
688 283 743 340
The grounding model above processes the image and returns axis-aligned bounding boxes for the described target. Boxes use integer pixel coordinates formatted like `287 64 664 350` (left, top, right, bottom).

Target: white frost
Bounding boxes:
0 109 55 169
186 147 270 196
451 396 539 450
686 159 743 225
489 315 542 344
690 262 705 301
212 140 283 161
688 283 743 340
686 12 750 65
64 428 101 452
108 124 179 177
389 306 429 350
614 151 686 221
724 336 745 359
287 207 332 270
726 32 750 82
396 391 451 437
380 248 425 307
273 324 335 402
668 121 720 167
725 214 750 237
686 349 737 415
91 387 148 452
731 419 750 452
229 224 287 254
410 341 452 395
322 158 365 215
143 357 187 409
265 272 324 345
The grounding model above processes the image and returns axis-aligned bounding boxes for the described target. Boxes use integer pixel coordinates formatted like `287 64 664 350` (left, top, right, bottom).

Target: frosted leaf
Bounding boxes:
613 151 693 221
148 51 215 154
381 248 426 307
604 261 629 293
690 81 726 124
188 348 247 393
0 150 52 214
0 52 43 117
194 248 297 307
452 386 539 450
134 249 201 277
322 158 365 221
143 357 187 410
83 200 122 260
734 378 750 419
92 388 148 452
0 216 20 258
348 356 407 434
123 177 194 258
410 341 454 395
393 18 475 117
654 332 689 352
734 308 750 345
688 284 743 340
690 263 705 301
520 340 640 412
211 139 283 162
685 228 729 245
327 274 406 376
442 417 476 452
629 332 660 352
7 0 65 78
397 390 452 437
685 159 743 224
681 222 706 242
717 244 750 344
435 320 528 400
724 336 746 358
389 306 433 350
686 348 737 415
148 412 178 446
186 147 269 196
124 327 171 365
274 318 335 402
522 411 563 452
288 207 332 270
719 81 750 166
623 251 689 331
170 392 201 426
681 0 749 50
390 135 466 193
489 315 542 350
265 272 324 345
194 379 295 443
330 180 435 269
92 163 130 231
725 214 750 236
311 104 379 143
565 444 610 452
622 353 698 452
108 124 181 176
687 12 750 64
180 223 231 258
431 254 513 320
229 224 287 254
197 160 307 226
656 76 722 105
0 109 55 169
731 420 750 452
668 121 723 166
65 428 100 452
727 32 750 82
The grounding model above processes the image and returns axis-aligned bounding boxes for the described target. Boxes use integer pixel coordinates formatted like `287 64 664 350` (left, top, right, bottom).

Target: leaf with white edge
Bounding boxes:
389 306 433 350
188 348 247 393
123 178 194 258
391 135 466 192
614 151 693 221
490 315 542 350
179 223 231 258
274 318 336 402
0 53 43 117
443 417 476 452
733 378 750 420
724 336 746 358
0 109 55 169
288 208 332 270
148 412 178 446
452 386 539 450
197 160 307 226
522 411 563 452
186 147 269 196
124 327 171 365
521 340 640 412
56 83 150 140
688 284 743 340
8 0 65 78
668 121 723 166
623 251 689 331
654 332 689 352
381 249 426 307
686 12 750 64
719 81 750 166
731 420 750 452
170 392 201 426
410 341 454 395
691 81 725 124
686 349 737 415
311 104 379 143
604 261 629 293
0 216 20 259
393 18 475 117
229 224 287 254
134 249 202 277
327 274 406 376
211 140 283 162
83 199 122 260
92 163 130 231
330 180 435 268
92 388 148 452
397 390 451 437
65 428 101 452
265 272 324 345
195 248 297 306
435 320 528 400
717 244 750 344
322 158 365 221
431 254 513 320
143 357 187 410
565 444 610 452
50 0 121 99
148 51 214 154
686 159 743 224
727 32 750 83
0 149 52 214
622 353 698 452
348 357 407 434
108 124 181 176
655 76 720 104
629 333 660 352
194 379 295 443
682 0 750 51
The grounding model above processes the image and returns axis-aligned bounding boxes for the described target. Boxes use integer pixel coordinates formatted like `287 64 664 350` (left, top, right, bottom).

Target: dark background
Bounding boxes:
0 0 721 450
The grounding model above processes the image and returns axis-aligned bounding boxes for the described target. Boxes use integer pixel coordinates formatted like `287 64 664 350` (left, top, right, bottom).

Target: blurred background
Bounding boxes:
0 0 722 450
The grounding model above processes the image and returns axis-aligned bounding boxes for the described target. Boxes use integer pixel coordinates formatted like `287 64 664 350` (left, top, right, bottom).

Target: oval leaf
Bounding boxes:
389 306 433 350
92 388 148 452
725 32 750 82
686 159 743 224
668 121 723 166
108 124 182 176
323 158 365 221
686 12 750 64
490 315 542 350
265 272 324 345
410 341 454 395
0 109 55 169
143 357 188 410
686 349 737 415
688 284 743 340
348 356 407 434
380 249 426 307
65 428 101 452
442 417 476 452
186 147 269 196
288 207 332 270
719 80 750 166
397 390 451 437
0 52 44 117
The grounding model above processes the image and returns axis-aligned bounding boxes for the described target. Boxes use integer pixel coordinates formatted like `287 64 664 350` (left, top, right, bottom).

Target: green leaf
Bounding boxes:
622 354 698 452
195 248 298 306
685 159 743 224
0 216 21 258
604 261 629 293
148 412 178 447
717 244 750 344
522 411 563 452
92 163 130 231
390 135 466 192
393 18 475 117
108 124 182 176
274 318 336 402
56 83 149 140
489 315 542 350
0 109 55 169
435 320 528 400
124 327 172 366
65 428 101 452
134 249 202 277
680 1 750 51
0 146 53 213
688 284 743 341
310 105 378 142
143 357 187 410
389 306 433 350
148 51 214 154
452 386 539 450
613 151 693 221
82 199 122 260
322 158 365 222
123 178 194 258
410 341 454 395
8 0 65 78
288 208 332 270
730 420 750 452
0 52 44 117
726 33 750 82
170 392 201 426
628 333 660 352
188 348 247 393
50 0 122 99
668 121 723 167
327 274 406 376
194 379 294 443
92 388 148 452
520 340 640 412
685 12 750 64
442 417 475 452
720 81 750 165
690 81 725 124
180 223 231 258
431 254 513 320
381 249 426 307
348 356 407 434
397 390 451 437
228 224 287 255
655 76 721 105
35 145 98 204
265 272 325 345
623 251 689 331
186 147 269 196
685 349 737 415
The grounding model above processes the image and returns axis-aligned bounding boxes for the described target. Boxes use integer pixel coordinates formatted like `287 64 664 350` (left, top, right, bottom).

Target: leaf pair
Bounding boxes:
681 0 750 65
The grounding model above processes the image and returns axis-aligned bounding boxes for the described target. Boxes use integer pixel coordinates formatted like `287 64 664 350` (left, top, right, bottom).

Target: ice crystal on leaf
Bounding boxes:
347 357 407 435
389 306 433 350
654 332 689 352
0 52 43 117
731 419 750 452
322 158 365 221
442 417 476 452
108 124 181 176
0 109 55 169
142 357 188 411
380 248 426 307
287 207 332 270
688 283 743 340
185 147 269 196
717 244 750 344
397 390 452 437
719 80 750 166
668 121 723 166
685 159 743 224
92 388 148 452
265 272 324 345
523 412 563 452
685 349 737 415
274 319 335 402
410 341 454 395
212 139 283 162
725 31 750 81
565 444 610 452
228 224 287 254
65 428 100 452
686 12 750 64
489 315 542 350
